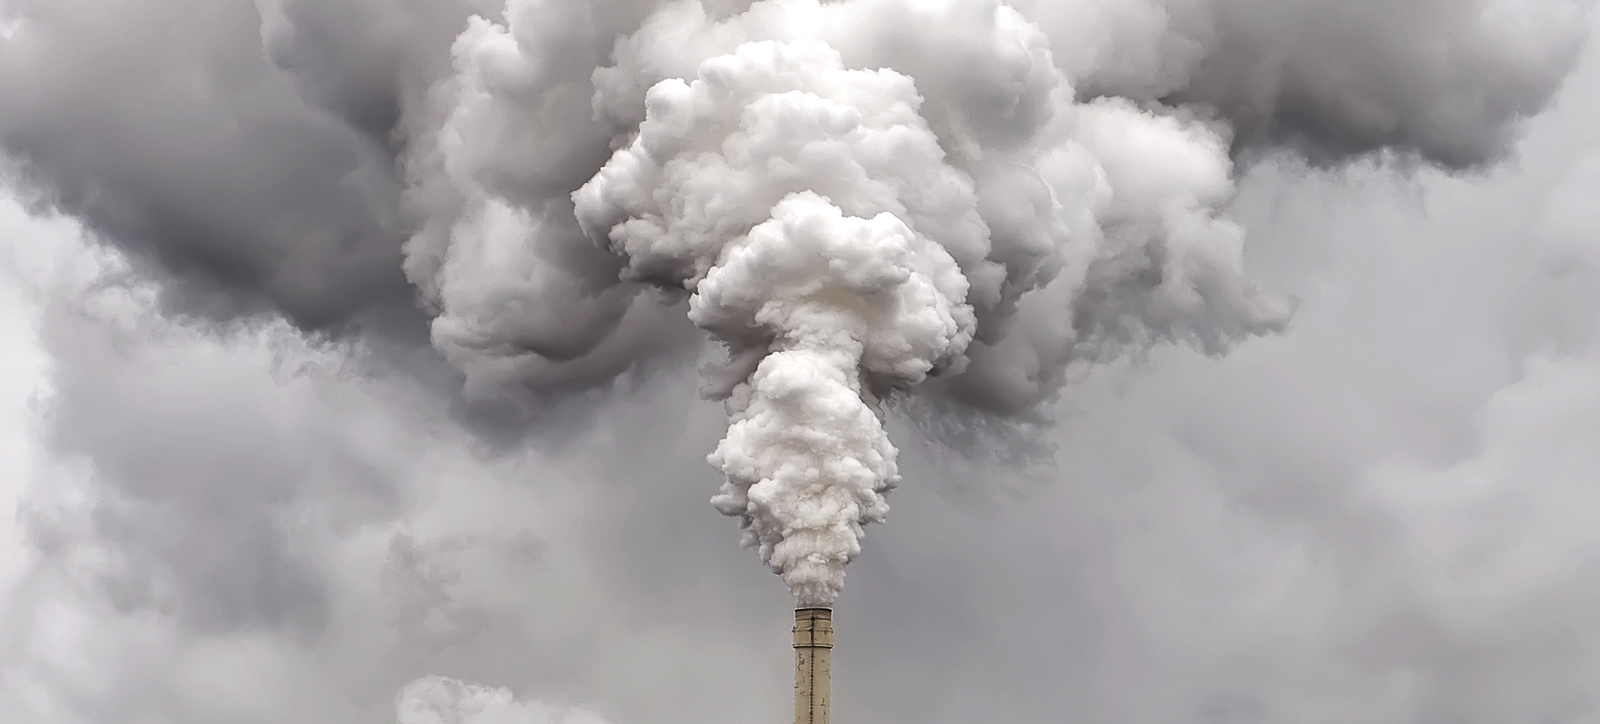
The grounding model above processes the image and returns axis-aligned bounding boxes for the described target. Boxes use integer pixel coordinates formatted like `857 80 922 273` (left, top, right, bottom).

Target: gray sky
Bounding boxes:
2 3 1600 724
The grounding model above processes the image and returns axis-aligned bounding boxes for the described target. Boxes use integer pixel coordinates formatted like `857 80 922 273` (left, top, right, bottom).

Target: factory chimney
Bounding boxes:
793 608 833 724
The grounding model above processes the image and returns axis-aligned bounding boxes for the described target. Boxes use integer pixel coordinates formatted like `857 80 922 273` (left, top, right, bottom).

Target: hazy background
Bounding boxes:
1 7 1599 724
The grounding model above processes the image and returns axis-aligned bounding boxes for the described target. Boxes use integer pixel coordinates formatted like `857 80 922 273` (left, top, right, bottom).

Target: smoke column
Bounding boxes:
574 35 987 605
0 0 1590 603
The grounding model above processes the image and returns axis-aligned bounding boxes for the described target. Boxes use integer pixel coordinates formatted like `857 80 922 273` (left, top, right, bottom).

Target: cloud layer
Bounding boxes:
0 1 1597 723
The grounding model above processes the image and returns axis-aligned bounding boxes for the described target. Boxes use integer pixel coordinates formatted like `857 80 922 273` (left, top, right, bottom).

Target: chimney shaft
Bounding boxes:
793 608 833 724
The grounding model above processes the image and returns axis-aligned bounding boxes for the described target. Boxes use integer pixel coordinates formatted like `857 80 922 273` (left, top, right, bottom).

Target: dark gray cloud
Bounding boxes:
1028 0 1593 168
0 0 1586 423
1189 0 1590 168
0 0 415 328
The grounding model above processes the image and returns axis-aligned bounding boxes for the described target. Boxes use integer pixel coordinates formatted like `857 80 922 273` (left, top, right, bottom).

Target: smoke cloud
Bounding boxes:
0 0 1589 601
573 34 986 604
5 41 1600 718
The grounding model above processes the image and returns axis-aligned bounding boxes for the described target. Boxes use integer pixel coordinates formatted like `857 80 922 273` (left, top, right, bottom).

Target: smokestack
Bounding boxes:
793 607 833 724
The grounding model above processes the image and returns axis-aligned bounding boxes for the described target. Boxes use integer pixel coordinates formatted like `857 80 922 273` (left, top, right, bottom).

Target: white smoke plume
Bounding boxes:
572 36 985 604
0 0 1588 603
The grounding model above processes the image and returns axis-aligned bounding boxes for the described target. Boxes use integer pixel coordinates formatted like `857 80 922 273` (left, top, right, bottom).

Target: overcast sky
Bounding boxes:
2 4 1600 724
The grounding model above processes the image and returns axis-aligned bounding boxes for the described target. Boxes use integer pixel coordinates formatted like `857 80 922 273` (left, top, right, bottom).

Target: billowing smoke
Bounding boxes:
561 0 1298 603
0 0 1589 603
574 36 984 604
